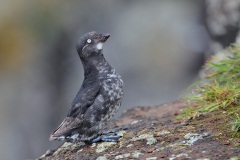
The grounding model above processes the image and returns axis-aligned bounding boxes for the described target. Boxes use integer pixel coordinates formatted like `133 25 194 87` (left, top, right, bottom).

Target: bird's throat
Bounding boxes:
81 55 110 79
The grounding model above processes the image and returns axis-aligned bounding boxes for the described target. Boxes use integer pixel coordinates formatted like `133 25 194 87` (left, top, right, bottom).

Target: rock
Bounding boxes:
38 100 240 159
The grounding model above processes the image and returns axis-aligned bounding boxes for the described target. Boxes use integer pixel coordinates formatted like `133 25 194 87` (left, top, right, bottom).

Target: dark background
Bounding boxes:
0 0 212 159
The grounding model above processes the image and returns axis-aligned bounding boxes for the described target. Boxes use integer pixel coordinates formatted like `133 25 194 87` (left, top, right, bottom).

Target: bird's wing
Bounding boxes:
68 82 101 117
50 82 100 139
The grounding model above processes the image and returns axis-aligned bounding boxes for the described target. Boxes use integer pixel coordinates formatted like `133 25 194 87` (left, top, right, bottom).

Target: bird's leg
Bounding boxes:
92 135 121 143
91 128 122 143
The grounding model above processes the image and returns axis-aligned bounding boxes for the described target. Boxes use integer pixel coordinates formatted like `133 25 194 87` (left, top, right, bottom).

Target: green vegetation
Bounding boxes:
231 116 240 132
182 44 240 135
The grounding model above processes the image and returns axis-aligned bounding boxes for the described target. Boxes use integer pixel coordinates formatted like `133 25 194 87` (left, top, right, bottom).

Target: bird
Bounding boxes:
49 31 123 143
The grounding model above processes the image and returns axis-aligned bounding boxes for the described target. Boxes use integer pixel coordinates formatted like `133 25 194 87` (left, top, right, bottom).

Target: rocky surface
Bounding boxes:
38 100 240 160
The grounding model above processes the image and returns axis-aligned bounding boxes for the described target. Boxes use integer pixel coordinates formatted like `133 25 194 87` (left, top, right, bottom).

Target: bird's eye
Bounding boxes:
87 39 91 43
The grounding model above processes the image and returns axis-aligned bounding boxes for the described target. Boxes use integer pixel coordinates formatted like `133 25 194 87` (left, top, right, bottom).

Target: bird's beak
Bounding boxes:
99 33 110 43
96 33 110 50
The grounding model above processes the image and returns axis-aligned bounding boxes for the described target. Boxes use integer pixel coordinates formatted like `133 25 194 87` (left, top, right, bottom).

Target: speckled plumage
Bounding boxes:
49 31 123 142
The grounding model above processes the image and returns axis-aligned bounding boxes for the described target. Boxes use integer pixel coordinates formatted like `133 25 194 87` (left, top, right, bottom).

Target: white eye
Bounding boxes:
87 39 91 43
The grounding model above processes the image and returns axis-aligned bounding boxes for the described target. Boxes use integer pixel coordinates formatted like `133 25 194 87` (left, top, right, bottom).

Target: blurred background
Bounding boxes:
1 0 239 159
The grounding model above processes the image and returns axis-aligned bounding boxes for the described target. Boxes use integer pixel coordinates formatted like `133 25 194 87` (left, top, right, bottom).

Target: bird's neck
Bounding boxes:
81 54 111 79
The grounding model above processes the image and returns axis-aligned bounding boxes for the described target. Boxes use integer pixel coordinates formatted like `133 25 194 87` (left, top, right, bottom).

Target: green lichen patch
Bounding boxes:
146 157 158 160
132 151 144 158
168 153 190 160
131 133 157 145
96 142 117 153
96 156 108 160
155 130 171 136
114 153 130 159
182 132 209 146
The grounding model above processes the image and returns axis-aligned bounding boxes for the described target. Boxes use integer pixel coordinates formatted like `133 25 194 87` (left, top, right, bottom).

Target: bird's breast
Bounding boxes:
101 75 123 102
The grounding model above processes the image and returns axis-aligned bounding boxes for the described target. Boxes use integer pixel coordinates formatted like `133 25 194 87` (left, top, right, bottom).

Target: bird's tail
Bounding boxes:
49 117 82 141
49 133 60 141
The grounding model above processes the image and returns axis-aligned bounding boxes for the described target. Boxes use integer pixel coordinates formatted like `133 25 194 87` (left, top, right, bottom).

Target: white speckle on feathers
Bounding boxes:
98 95 104 102
71 133 79 139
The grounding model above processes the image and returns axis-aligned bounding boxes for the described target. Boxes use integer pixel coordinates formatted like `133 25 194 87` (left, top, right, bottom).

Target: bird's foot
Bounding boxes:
91 128 126 143
92 135 122 143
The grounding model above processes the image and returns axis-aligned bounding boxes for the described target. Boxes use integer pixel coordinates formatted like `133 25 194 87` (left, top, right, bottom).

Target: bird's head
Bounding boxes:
76 31 110 58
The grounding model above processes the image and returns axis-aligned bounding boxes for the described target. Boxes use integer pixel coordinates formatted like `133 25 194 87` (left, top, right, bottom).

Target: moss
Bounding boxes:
177 107 196 119
229 157 240 160
181 43 240 141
